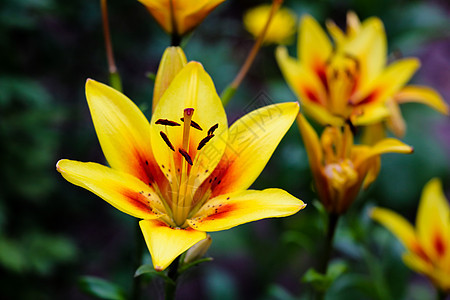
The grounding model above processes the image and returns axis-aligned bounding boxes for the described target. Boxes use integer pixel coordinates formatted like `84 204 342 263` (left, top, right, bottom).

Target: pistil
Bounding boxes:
173 108 195 226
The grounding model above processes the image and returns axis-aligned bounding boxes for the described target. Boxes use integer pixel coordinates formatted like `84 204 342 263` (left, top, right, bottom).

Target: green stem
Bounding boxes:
315 213 339 300
132 220 144 300
165 256 180 300
437 288 447 300
319 213 339 274
171 33 181 47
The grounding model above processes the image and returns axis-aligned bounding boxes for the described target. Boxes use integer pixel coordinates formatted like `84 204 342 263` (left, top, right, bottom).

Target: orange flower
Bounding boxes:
139 0 225 36
298 114 412 214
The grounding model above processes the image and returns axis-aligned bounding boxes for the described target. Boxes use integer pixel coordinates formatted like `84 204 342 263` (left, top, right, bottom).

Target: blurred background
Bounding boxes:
1 0 449 299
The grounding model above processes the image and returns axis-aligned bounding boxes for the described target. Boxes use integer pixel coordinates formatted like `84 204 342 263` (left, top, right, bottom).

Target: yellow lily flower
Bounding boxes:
138 0 225 37
277 13 448 128
57 62 305 271
371 178 450 292
243 4 297 45
297 114 412 214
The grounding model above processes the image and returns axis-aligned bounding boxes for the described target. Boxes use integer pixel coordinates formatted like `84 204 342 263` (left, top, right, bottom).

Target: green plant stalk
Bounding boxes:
220 0 283 106
100 0 122 91
319 213 339 274
437 288 447 300
132 220 144 300
165 256 180 300
316 212 339 300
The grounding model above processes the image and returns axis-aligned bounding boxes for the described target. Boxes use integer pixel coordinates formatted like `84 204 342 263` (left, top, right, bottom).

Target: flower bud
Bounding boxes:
183 234 212 264
139 0 226 36
153 46 187 111
243 4 296 45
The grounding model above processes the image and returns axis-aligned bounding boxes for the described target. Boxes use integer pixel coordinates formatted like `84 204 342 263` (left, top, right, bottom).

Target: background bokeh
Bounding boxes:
1 0 449 299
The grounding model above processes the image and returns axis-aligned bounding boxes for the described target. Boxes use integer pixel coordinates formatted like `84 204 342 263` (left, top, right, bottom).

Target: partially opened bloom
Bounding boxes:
139 0 225 37
297 114 412 214
152 46 187 111
243 4 296 45
276 13 448 129
371 178 450 292
57 62 305 271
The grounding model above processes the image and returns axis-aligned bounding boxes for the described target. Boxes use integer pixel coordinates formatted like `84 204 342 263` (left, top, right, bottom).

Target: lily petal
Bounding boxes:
354 138 413 167
188 189 305 232
56 159 166 219
326 19 345 45
343 17 386 85
395 85 449 115
371 207 418 251
402 252 434 278
360 123 387 146
276 46 327 107
140 219 206 271
352 103 390 126
416 178 450 262
386 98 407 137
303 101 344 126
150 62 228 187
85 79 162 185
362 155 380 189
298 15 332 72
296 114 322 176
353 58 420 106
209 102 299 197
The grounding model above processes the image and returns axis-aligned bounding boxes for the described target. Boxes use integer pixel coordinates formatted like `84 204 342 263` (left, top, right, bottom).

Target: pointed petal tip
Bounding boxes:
154 266 164 272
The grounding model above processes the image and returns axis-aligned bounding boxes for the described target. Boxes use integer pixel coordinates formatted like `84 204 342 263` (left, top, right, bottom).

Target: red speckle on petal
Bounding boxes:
203 203 237 221
121 189 153 213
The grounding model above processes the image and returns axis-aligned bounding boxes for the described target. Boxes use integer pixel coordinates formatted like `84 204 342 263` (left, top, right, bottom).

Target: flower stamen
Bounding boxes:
160 131 175 151
181 118 203 131
156 119 181 126
197 134 215 150
207 123 219 135
178 148 193 166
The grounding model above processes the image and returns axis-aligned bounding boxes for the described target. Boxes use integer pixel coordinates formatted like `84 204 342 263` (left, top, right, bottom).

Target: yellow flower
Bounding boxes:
297 114 412 214
276 13 448 129
138 0 225 36
243 4 297 45
57 62 305 271
371 178 450 292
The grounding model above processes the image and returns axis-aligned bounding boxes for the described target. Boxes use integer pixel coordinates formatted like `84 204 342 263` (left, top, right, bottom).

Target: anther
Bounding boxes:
178 148 193 165
160 131 175 151
155 119 181 126
181 118 202 131
208 123 219 135
197 134 215 150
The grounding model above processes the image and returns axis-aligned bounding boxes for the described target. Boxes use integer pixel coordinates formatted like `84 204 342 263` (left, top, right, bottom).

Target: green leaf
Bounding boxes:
134 264 175 285
302 268 331 292
327 260 348 282
78 276 126 300
302 262 348 293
